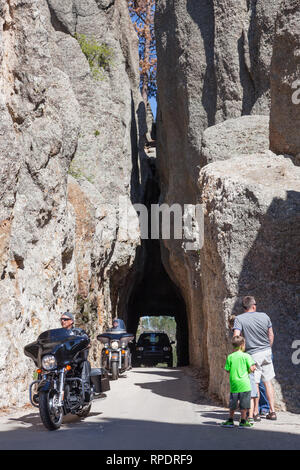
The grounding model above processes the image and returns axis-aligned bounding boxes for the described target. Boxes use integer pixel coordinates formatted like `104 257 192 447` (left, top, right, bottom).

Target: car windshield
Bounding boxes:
138 333 170 346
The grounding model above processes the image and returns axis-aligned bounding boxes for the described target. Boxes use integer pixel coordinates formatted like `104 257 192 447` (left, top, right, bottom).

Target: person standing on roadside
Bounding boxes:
221 335 256 428
228 314 258 422
233 296 277 421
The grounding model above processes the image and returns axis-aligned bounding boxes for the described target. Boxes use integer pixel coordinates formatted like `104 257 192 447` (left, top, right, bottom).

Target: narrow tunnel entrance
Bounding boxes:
126 241 189 367
125 155 189 367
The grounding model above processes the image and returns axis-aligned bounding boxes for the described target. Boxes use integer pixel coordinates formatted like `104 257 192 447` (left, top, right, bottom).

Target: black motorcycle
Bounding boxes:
24 328 109 431
97 328 134 380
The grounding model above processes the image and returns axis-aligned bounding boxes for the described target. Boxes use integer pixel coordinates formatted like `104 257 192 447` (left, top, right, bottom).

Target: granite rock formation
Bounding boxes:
155 0 281 370
156 0 300 411
199 154 300 410
200 115 269 168
1 0 300 414
0 0 146 408
270 0 300 159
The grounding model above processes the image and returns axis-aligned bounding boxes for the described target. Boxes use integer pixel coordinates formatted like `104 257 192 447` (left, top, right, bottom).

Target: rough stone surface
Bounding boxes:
0 0 81 407
155 0 281 372
0 0 146 408
1 0 300 416
155 0 300 412
200 115 270 168
213 0 282 118
156 0 280 138
44 0 149 334
199 154 300 411
270 0 300 157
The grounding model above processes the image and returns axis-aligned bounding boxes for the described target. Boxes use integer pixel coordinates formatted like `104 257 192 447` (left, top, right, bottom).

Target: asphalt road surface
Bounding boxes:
0 367 300 450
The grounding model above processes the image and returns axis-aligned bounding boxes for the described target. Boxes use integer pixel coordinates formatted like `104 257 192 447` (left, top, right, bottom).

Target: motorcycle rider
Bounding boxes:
60 312 91 401
111 318 132 369
111 318 126 330
60 311 86 335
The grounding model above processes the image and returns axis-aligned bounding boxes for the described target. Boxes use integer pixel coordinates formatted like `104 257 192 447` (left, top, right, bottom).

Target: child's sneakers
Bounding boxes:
221 419 235 428
239 420 254 428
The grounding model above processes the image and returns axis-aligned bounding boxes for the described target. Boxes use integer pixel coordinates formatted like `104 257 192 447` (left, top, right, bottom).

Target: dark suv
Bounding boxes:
134 332 174 367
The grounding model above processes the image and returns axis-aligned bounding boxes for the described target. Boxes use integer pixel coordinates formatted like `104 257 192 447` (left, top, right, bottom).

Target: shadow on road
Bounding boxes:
7 411 103 430
2 368 300 450
1 415 300 450
131 368 213 406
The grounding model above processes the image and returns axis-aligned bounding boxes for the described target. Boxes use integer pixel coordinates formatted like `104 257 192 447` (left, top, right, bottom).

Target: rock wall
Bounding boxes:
0 0 146 408
156 0 300 411
200 115 269 167
1 0 300 413
199 153 300 411
270 0 300 159
155 0 281 370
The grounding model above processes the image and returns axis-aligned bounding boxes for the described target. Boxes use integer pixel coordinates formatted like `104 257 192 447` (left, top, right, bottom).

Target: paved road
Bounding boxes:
0 367 300 450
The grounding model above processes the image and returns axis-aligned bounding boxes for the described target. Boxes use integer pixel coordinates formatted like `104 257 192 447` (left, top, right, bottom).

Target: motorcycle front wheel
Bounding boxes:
111 362 119 380
39 390 63 431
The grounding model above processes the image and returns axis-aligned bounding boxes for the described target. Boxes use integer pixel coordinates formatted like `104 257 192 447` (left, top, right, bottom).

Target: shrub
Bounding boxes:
68 161 94 184
75 33 114 81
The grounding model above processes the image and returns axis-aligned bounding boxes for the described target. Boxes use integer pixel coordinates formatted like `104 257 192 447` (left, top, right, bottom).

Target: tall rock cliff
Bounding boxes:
199 153 300 411
156 0 300 411
155 0 281 375
270 0 300 159
0 0 147 407
1 0 299 413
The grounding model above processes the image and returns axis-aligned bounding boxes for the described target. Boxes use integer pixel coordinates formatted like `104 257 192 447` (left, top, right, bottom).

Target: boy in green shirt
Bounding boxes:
222 335 256 428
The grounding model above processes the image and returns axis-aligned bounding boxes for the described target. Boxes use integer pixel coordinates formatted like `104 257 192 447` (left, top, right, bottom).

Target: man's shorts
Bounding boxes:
249 372 258 398
251 348 275 384
229 391 251 410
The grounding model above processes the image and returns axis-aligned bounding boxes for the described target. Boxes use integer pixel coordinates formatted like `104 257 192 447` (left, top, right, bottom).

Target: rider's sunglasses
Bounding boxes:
61 318 71 322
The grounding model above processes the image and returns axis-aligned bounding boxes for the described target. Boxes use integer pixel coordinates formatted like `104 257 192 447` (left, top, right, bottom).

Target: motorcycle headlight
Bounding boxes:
111 341 119 350
42 354 57 371
121 342 126 349
163 347 170 351
137 346 144 351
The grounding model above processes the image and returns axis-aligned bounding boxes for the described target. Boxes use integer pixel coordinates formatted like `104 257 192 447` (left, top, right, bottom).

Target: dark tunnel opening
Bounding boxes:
126 237 189 367
125 156 190 367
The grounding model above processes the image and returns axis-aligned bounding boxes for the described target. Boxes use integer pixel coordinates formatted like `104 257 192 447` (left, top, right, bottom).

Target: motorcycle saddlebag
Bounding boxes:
90 368 110 393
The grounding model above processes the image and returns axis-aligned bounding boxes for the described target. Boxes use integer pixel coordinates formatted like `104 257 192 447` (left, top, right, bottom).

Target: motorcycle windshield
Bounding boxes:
114 319 126 330
97 332 134 344
24 328 89 368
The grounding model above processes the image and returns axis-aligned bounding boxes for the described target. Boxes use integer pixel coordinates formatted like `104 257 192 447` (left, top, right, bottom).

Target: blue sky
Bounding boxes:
149 96 157 120
128 8 157 121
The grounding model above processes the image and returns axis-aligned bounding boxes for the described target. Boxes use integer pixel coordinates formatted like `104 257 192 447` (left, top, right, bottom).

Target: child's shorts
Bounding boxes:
229 391 251 410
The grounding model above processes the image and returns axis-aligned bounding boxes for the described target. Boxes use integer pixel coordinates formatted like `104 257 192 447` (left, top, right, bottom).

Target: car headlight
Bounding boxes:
111 341 119 350
42 354 57 371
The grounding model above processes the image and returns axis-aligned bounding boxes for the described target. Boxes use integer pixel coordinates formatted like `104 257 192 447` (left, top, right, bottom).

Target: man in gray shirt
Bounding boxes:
233 296 276 420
